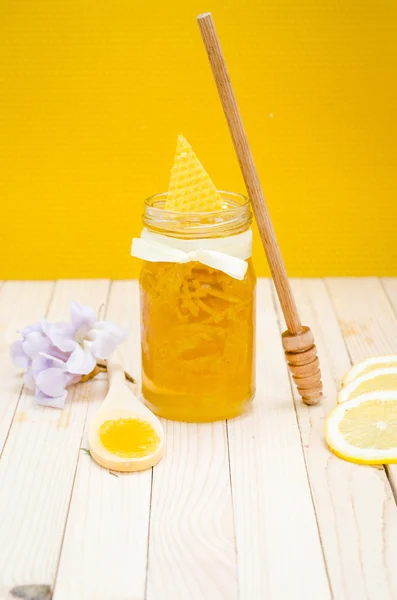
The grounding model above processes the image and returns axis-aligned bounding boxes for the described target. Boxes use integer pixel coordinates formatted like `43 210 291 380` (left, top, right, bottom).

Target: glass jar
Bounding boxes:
134 191 256 422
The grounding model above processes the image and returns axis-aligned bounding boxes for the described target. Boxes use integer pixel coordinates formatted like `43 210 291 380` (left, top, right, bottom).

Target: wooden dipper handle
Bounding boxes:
197 12 322 405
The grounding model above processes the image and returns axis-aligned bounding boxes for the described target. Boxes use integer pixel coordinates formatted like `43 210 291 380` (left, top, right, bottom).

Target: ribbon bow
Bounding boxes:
131 235 249 280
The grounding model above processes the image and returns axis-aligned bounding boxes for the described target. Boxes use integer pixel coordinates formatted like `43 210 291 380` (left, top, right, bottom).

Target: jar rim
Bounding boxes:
142 190 252 239
144 190 250 216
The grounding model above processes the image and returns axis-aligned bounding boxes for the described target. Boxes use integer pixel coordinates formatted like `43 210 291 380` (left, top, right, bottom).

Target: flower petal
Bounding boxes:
41 321 77 353
31 354 54 375
90 333 117 359
20 321 42 337
32 353 62 377
35 389 68 409
96 321 128 341
23 369 36 390
66 343 96 375
91 322 128 359
65 373 82 387
22 331 52 358
35 367 69 397
70 301 97 330
48 345 72 363
10 341 30 368
38 352 68 369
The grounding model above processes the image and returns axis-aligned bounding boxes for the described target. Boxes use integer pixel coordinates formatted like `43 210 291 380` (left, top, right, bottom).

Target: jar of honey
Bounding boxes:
132 190 256 422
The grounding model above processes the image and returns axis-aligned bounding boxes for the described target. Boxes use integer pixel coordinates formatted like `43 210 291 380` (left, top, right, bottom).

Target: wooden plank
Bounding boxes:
0 281 54 452
381 278 397 317
326 278 397 359
53 281 152 600
227 279 331 600
147 420 238 600
0 280 109 599
324 277 397 595
146 413 238 589
273 278 397 600
351 277 397 501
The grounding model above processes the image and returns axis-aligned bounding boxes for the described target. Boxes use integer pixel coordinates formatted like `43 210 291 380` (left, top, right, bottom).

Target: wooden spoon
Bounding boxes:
89 351 164 472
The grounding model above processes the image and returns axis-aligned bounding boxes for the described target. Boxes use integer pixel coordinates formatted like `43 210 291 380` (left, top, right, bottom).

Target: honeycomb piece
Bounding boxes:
166 134 223 212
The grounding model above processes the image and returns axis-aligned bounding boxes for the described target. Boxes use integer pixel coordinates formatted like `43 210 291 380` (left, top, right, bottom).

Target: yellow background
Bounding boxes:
0 0 396 279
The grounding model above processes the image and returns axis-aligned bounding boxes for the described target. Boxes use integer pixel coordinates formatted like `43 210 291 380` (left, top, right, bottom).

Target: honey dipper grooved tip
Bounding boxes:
282 327 323 405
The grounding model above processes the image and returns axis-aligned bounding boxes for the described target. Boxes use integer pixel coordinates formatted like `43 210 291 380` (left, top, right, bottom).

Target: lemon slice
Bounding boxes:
338 367 397 404
342 355 397 386
325 391 397 464
166 134 223 212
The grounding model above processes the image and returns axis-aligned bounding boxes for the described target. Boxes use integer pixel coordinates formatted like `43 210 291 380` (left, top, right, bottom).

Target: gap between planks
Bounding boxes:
381 278 397 502
0 280 110 598
326 278 397 499
226 280 331 600
272 278 397 600
0 281 55 456
53 281 153 600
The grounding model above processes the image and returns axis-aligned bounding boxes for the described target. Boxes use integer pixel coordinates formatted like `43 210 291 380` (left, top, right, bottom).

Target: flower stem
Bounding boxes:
81 362 136 384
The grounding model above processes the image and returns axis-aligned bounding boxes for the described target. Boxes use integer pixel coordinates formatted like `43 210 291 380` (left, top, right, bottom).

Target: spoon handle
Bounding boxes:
106 350 126 387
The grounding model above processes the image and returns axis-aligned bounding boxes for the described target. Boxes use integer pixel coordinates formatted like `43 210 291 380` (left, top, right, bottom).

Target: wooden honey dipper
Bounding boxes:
197 12 322 405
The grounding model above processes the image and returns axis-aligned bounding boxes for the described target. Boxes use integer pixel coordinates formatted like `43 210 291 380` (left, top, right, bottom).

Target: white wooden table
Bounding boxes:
1 278 397 600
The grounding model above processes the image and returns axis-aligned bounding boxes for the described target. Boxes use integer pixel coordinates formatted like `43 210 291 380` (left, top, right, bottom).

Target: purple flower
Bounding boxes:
10 321 79 408
10 322 67 368
10 301 128 409
27 353 81 409
42 301 127 375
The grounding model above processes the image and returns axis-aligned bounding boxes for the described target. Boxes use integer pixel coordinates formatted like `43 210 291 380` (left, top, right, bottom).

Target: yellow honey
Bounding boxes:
99 418 160 458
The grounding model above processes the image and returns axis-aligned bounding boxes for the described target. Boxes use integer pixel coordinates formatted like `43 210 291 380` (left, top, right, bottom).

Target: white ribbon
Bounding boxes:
131 228 252 280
